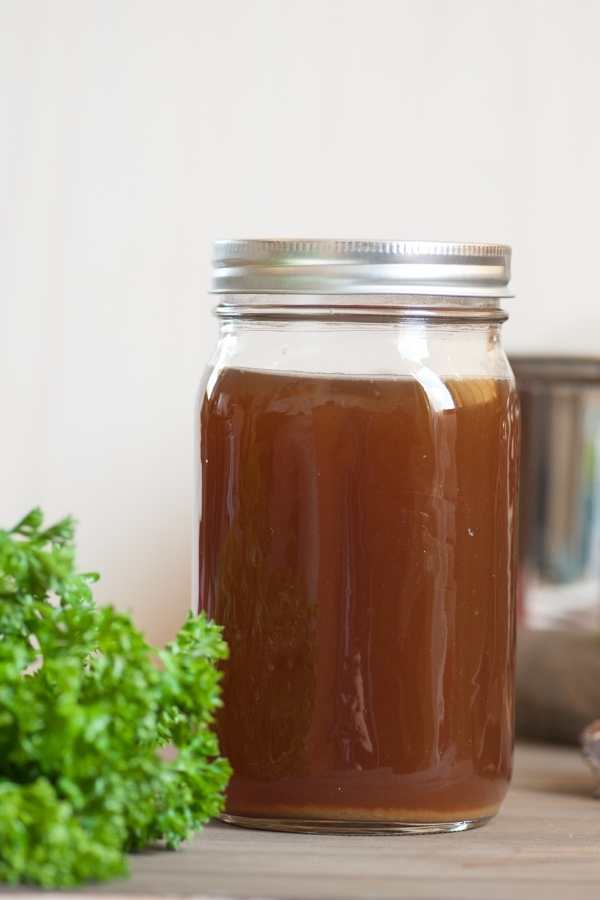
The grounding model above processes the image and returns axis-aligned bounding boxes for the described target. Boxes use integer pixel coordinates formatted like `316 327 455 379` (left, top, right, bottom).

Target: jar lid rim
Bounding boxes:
211 239 514 298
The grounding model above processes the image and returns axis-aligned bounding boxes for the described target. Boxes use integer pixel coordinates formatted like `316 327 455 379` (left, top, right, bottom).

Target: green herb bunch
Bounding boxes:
0 509 230 887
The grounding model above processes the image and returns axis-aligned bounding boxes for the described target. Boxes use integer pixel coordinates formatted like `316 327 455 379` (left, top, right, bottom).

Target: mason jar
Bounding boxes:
196 239 520 834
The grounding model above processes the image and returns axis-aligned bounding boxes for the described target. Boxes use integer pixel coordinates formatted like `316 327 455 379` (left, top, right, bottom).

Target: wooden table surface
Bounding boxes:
7 743 600 900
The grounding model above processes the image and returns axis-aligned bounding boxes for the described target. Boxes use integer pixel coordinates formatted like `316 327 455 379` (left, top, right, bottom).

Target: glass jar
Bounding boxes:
196 240 520 834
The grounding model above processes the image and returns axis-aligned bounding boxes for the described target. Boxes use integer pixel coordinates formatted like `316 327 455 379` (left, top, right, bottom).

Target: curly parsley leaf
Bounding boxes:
0 509 230 887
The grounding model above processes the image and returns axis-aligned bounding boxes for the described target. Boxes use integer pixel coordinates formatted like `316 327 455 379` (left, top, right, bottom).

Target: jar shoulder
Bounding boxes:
200 321 514 393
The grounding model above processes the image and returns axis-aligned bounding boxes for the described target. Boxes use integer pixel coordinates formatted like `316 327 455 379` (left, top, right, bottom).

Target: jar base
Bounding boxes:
219 812 493 835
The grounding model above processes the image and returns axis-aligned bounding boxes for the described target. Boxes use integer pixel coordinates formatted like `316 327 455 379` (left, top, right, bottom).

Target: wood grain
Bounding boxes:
5 743 600 900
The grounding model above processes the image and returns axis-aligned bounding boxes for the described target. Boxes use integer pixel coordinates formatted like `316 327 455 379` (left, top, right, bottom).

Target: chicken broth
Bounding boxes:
198 367 519 824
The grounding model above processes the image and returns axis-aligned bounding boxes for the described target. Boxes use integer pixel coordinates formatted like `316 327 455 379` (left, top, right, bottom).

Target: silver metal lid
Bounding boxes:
211 239 513 297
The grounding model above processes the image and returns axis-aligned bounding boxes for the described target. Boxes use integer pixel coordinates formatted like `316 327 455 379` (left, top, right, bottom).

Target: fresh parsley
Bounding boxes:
0 508 230 887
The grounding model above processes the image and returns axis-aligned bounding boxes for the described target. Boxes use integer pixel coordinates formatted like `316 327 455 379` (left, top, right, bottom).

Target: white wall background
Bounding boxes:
2 0 599 643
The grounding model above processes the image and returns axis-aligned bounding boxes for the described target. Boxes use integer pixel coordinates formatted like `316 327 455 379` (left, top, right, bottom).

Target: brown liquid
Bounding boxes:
198 368 519 824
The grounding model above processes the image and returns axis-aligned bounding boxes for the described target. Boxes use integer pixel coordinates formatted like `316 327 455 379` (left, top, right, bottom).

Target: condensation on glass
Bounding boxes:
195 240 520 834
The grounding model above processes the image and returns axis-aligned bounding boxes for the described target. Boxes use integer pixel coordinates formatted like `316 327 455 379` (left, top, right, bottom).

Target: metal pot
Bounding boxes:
513 356 600 631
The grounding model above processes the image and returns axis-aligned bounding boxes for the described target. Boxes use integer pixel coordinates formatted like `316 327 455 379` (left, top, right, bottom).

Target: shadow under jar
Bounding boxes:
196 240 520 834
